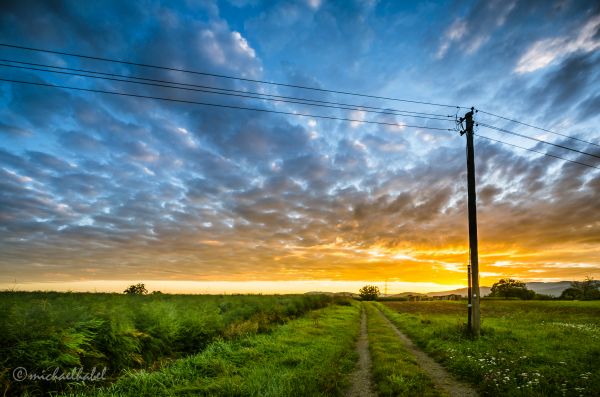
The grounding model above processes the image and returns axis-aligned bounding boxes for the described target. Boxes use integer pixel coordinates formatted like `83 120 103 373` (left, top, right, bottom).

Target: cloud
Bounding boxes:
515 13 600 74
0 122 31 137
306 0 322 11
436 1 516 59
437 18 467 59
527 52 599 118
0 0 599 288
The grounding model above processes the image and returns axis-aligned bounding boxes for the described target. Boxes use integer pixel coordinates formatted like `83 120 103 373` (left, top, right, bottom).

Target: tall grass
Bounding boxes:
0 291 332 396
67 302 361 396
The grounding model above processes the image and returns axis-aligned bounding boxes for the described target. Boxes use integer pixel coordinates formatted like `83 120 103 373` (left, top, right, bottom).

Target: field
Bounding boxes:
0 291 334 396
379 300 600 396
2 293 599 396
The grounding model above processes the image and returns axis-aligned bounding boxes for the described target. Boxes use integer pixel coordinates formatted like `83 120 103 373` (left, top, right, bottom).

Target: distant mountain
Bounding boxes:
305 291 360 297
526 281 571 297
425 281 572 298
426 287 491 297
305 281 572 299
388 292 428 298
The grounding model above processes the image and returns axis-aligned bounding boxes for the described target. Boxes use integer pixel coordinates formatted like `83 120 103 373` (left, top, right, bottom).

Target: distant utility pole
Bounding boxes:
459 107 481 337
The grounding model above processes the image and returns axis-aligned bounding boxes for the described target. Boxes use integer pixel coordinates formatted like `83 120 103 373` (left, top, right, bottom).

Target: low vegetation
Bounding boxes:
364 303 439 396
379 300 600 396
358 285 380 301
68 302 360 396
4 287 599 396
0 291 332 396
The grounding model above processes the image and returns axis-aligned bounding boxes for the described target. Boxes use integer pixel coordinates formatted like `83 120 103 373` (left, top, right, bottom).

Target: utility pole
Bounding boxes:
459 107 481 337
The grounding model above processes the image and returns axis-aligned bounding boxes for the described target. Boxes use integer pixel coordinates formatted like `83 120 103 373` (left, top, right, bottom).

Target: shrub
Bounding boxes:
124 283 148 295
359 285 380 301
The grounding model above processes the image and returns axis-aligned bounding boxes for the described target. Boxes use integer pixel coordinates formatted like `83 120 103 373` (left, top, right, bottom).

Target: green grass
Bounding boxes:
378 300 600 396
0 291 334 396
66 302 360 396
364 303 440 397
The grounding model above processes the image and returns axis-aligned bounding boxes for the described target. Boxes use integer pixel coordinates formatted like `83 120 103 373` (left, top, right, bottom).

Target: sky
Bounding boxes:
1 0 599 294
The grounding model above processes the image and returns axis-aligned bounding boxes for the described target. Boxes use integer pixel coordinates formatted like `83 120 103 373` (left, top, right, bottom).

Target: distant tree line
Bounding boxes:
356 278 600 302
488 277 600 300
559 277 600 300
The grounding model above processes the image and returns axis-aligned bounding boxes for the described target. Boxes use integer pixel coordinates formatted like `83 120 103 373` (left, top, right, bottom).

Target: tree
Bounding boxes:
359 285 380 301
489 279 535 300
124 283 148 295
559 287 583 300
560 277 600 300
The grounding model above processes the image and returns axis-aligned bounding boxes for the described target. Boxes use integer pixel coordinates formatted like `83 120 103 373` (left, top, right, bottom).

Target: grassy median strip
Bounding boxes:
68 302 360 397
364 303 440 397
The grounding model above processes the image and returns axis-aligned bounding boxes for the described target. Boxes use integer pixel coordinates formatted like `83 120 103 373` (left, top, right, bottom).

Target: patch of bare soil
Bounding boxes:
346 305 376 397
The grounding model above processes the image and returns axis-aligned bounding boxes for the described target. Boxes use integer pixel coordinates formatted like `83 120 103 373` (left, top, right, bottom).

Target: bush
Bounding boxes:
124 283 148 295
533 293 554 300
560 277 600 300
359 285 380 301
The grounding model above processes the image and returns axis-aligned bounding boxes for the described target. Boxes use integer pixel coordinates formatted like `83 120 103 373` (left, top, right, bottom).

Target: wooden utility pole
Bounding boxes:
460 107 481 337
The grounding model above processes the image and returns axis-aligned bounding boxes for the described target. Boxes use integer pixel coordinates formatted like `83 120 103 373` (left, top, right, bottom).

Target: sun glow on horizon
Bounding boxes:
1 279 469 295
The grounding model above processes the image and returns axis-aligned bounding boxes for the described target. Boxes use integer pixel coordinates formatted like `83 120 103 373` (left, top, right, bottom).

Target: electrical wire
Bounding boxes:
474 133 600 170
5 72 594 169
0 61 452 121
478 109 600 149
0 58 454 119
479 123 600 160
0 77 454 131
0 42 464 108
3 43 596 163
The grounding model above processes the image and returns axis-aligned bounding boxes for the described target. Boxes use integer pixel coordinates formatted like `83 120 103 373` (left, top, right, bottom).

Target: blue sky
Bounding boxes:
1 0 599 293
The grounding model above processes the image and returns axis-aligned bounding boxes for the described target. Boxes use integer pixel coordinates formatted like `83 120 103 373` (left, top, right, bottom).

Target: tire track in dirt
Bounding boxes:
375 306 478 397
346 304 376 397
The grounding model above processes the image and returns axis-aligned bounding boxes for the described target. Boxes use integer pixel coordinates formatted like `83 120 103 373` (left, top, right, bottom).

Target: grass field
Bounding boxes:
378 300 600 396
0 291 333 396
3 292 600 396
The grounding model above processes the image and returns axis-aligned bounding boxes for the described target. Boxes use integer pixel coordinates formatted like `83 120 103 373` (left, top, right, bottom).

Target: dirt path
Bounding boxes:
346 305 376 397
375 307 478 397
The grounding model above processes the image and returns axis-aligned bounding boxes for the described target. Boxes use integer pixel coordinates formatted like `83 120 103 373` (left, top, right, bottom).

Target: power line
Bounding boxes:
477 109 600 149
474 133 600 170
0 42 464 108
0 61 452 122
0 77 454 131
4 43 595 163
0 58 453 119
479 122 600 160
